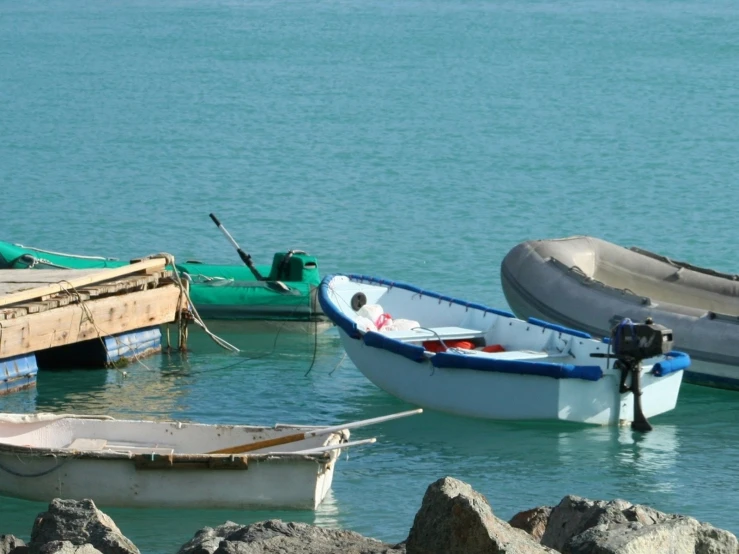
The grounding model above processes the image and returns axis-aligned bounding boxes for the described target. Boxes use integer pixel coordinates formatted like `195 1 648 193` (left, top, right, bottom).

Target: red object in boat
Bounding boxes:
423 340 476 352
482 344 505 353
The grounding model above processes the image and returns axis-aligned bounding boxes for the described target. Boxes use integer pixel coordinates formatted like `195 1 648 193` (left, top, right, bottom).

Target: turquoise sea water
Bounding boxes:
1 0 738 551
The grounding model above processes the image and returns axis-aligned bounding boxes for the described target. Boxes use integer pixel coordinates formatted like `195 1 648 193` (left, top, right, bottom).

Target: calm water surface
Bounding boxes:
1 0 738 551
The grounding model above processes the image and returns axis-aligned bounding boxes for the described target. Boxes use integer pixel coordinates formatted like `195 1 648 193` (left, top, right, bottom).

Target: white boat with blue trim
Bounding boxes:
319 274 690 427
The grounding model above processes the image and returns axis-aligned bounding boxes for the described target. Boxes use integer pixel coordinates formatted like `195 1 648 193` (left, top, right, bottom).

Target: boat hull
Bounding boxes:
501 236 739 390
0 452 336 509
339 330 682 424
0 415 345 510
319 274 687 425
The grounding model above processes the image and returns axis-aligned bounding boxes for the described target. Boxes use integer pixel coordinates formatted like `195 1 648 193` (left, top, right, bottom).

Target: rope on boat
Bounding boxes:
56 280 156 375
13 243 117 261
140 253 240 353
50 253 240 363
0 455 69 478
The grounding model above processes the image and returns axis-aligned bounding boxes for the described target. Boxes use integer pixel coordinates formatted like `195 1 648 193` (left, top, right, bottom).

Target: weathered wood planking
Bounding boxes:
0 258 167 308
0 284 181 359
0 271 173 320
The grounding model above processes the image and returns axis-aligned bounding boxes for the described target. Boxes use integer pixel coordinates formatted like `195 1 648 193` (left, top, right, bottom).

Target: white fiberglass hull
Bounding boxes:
340 331 682 425
0 414 345 509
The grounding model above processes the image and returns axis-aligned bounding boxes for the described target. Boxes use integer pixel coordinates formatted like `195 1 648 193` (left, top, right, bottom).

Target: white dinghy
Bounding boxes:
319 274 690 429
0 409 420 509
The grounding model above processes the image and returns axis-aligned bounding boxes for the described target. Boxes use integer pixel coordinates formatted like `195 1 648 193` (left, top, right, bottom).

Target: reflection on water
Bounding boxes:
0 332 737 551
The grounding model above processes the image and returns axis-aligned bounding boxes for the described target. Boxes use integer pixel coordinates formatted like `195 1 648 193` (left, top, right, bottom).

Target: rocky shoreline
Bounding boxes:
2 476 737 554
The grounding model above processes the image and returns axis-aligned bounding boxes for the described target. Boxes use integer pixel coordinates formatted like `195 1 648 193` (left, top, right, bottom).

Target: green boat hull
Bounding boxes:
0 241 327 325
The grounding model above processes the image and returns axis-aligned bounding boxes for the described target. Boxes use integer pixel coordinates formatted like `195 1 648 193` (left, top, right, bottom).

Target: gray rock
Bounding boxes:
540 495 739 554
38 542 102 554
176 520 404 554
29 499 139 554
405 476 555 554
0 535 27 554
509 507 553 542
540 496 659 551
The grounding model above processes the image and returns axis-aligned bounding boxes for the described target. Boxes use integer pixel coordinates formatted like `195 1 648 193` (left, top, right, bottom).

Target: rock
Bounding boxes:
29 499 139 554
405 477 555 554
509 507 553 542
0 535 28 554
176 520 404 554
540 495 739 554
38 542 102 554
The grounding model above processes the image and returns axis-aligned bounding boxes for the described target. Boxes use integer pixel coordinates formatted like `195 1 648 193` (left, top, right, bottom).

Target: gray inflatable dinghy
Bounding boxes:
501 236 739 390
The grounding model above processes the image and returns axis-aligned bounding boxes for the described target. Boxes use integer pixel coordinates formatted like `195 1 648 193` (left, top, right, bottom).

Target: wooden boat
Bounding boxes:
318 274 689 427
501 236 739 390
0 410 419 509
0 240 330 331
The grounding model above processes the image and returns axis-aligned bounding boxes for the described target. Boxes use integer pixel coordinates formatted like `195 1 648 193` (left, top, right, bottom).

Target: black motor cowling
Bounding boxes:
611 318 673 361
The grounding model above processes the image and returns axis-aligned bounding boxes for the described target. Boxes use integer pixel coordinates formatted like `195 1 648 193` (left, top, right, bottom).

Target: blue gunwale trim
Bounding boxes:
318 274 606 378
363 331 427 363
317 275 361 339
432 351 603 381
318 274 689 380
318 273 514 345
651 351 691 376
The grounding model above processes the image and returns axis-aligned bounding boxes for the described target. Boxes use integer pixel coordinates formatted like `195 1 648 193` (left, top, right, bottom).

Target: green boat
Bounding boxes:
0 240 330 331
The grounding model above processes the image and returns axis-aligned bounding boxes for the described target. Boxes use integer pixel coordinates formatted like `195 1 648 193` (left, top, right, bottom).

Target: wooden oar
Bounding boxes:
207 409 422 455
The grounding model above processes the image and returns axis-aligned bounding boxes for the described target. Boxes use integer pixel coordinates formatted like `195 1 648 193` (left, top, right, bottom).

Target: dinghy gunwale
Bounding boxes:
318 274 689 382
0 414 344 463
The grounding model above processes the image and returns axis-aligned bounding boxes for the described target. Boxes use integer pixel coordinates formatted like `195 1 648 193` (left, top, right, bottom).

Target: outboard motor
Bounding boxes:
611 318 674 432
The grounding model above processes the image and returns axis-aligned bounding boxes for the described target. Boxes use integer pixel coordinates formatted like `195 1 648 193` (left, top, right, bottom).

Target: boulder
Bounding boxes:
405 477 555 554
0 535 27 554
29 499 139 554
540 495 738 554
509 507 553 542
38 542 102 554
176 519 404 554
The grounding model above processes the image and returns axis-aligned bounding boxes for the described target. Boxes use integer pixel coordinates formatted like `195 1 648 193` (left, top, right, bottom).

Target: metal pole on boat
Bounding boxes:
207 408 423 455
286 437 378 455
209 213 265 281
626 361 652 432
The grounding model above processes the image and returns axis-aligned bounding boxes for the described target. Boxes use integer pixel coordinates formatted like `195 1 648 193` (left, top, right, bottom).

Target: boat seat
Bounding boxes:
105 441 176 455
379 326 486 342
64 438 175 456
474 350 551 361
65 438 108 451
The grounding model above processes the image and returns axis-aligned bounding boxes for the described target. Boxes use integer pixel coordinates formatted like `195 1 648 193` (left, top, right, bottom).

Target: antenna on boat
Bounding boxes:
209 213 265 281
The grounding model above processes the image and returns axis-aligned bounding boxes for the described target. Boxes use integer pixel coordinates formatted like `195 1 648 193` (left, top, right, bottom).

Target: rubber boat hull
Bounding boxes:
0 241 329 329
501 236 739 390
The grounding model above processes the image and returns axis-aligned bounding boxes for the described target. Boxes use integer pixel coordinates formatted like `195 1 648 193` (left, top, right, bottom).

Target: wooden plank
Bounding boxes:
0 258 168 308
66 438 108 451
0 284 181 359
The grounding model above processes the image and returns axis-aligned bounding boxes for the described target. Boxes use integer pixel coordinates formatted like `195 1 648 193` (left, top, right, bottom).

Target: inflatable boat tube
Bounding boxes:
501 236 739 389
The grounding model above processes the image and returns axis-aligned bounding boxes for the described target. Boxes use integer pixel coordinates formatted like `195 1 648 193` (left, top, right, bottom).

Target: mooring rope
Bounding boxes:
13 243 117 261
0 455 69 478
